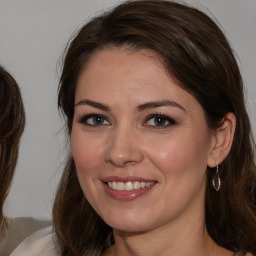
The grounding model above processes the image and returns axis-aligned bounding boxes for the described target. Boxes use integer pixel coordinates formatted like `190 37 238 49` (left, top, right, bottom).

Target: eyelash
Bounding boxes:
78 114 111 127
143 113 177 128
77 113 177 129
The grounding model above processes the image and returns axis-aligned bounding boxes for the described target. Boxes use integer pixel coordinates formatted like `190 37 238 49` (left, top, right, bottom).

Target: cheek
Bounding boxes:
149 139 191 177
71 129 104 177
147 132 210 181
70 128 106 210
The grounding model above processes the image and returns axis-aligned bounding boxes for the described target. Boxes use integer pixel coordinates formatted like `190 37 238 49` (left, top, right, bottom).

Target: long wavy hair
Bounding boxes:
53 1 256 255
0 65 25 230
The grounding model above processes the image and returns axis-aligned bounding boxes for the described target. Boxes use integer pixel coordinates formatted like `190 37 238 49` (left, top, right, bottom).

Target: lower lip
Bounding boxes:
103 183 155 201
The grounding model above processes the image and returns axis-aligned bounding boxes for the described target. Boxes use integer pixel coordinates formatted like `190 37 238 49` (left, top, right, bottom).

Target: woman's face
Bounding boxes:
71 48 216 232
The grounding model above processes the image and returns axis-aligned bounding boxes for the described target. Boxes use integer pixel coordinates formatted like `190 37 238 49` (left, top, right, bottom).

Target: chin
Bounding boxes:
103 212 154 233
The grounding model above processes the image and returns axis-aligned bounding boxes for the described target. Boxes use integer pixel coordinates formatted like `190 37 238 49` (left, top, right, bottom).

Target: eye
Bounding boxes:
143 114 176 128
78 114 110 126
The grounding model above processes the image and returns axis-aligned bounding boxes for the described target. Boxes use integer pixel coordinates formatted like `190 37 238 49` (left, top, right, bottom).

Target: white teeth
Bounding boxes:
124 181 133 191
134 181 140 189
107 181 155 191
140 182 146 188
146 182 152 187
112 181 117 189
117 182 124 191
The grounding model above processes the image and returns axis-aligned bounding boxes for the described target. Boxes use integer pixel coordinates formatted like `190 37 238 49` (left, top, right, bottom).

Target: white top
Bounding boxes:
10 226 59 256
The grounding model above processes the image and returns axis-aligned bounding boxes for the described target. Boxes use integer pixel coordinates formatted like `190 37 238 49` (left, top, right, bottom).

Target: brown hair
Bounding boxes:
53 1 256 255
0 66 25 230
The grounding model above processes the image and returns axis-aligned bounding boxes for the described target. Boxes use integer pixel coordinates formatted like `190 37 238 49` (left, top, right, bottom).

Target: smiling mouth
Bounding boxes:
107 181 156 191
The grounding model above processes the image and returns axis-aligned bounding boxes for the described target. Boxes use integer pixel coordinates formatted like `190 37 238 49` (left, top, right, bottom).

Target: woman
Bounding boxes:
0 65 26 254
12 0 256 255
0 65 25 229
0 67 52 256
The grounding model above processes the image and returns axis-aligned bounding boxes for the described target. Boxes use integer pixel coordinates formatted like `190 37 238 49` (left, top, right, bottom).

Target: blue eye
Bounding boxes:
144 114 176 128
78 114 110 126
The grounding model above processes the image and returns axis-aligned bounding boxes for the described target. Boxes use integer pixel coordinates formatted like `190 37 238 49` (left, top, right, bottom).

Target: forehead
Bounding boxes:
75 47 199 111
78 47 166 84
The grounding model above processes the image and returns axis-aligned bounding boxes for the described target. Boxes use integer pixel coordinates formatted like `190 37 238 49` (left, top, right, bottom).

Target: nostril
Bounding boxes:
104 131 144 165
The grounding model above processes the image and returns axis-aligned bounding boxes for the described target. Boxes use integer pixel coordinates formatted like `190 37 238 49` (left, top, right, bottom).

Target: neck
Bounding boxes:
110 227 232 256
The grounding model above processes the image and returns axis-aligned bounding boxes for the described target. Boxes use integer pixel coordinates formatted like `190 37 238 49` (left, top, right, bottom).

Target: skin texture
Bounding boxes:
71 48 236 256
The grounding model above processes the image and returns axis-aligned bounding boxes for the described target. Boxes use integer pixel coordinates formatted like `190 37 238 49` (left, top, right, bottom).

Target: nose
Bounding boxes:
104 127 144 167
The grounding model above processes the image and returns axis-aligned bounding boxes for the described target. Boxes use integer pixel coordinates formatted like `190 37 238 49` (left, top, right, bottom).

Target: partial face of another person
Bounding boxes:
71 48 217 232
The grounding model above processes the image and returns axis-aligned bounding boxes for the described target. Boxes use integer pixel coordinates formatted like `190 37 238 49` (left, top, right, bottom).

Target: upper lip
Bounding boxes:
101 176 156 183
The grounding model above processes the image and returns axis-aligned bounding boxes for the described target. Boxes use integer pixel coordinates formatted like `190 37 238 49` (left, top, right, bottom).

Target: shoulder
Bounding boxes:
10 226 59 256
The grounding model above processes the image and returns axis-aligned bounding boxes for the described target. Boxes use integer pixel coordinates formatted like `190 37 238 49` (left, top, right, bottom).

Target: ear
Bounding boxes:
207 112 236 167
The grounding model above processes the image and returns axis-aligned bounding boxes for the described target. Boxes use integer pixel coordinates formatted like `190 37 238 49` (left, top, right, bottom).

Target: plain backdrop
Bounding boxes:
0 0 255 220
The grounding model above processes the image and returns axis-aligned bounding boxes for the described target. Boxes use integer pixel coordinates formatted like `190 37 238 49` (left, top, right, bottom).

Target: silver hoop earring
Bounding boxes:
212 162 221 191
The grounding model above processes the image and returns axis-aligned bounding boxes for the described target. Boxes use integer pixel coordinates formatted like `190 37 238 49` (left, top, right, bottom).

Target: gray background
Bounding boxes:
0 0 255 220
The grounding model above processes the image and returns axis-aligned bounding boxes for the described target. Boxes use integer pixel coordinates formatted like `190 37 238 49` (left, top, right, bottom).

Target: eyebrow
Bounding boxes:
75 99 110 111
75 99 186 112
137 100 186 112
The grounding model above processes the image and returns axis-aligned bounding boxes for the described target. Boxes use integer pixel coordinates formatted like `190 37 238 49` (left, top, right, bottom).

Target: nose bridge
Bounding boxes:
105 123 143 167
